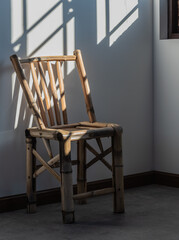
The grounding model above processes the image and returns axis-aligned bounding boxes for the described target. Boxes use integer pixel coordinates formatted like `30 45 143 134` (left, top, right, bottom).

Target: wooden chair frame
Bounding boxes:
10 50 124 223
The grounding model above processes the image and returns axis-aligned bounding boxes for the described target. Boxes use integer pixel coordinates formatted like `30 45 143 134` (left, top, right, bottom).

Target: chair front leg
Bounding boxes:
77 139 87 204
26 136 36 213
60 136 75 224
112 127 125 213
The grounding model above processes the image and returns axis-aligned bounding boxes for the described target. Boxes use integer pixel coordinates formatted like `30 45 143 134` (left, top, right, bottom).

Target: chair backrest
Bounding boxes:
10 50 96 129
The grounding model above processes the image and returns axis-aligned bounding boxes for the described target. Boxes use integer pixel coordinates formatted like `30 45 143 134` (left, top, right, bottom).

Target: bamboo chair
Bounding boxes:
10 50 124 223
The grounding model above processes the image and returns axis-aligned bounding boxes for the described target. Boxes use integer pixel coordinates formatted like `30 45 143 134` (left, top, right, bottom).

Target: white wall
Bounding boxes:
0 0 153 197
154 0 179 174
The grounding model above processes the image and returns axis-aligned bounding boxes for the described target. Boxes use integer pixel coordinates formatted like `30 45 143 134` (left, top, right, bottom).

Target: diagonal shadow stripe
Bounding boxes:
12 0 62 47
109 4 138 36
28 24 63 57
27 1 62 34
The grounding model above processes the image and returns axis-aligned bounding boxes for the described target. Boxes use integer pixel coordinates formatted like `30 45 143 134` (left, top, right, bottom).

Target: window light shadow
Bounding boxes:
96 0 139 46
11 0 76 130
10 0 139 131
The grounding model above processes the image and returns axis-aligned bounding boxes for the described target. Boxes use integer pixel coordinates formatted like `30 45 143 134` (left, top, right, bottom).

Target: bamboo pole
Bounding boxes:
38 62 55 126
112 127 124 213
42 138 53 159
33 154 60 177
96 138 104 152
60 137 75 223
35 159 77 171
30 62 48 127
26 137 36 213
77 140 87 204
50 123 80 129
79 121 109 128
74 49 96 123
86 146 112 169
20 55 76 63
32 149 61 182
47 61 61 125
73 187 114 200
56 61 68 124
86 142 112 171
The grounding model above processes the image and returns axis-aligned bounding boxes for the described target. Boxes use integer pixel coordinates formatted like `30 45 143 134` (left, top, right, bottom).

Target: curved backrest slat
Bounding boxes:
30 62 48 127
47 61 62 125
38 62 55 126
74 50 96 123
56 61 68 124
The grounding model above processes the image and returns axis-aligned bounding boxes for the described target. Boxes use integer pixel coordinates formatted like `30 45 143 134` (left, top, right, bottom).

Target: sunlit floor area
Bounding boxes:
0 185 179 240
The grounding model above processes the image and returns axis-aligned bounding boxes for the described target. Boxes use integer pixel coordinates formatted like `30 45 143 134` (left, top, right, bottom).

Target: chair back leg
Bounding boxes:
26 136 37 213
112 127 125 213
77 140 87 204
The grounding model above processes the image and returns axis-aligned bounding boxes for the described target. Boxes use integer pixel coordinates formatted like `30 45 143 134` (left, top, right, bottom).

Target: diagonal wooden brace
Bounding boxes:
86 144 112 170
86 142 112 170
33 154 60 177
32 149 61 182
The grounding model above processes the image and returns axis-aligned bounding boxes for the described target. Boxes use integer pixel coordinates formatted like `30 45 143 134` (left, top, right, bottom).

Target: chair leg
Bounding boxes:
77 140 87 204
26 136 36 213
112 127 125 213
60 137 75 224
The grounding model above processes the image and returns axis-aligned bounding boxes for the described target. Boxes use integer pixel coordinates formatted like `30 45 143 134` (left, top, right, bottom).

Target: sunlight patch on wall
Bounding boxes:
109 0 138 31
109 0 138 46
26 0 61 29
96 0 138 46
96 0 106 44
11 0 76 129
11 72 16 99
27 1 64 56
14 86 23 129
23 108 26 121
109 8 138 46
11 0 23 49
28 114 34 128
66 17 75 75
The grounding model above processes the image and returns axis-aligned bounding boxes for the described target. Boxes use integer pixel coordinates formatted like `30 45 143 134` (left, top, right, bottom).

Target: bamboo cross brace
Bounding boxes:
32 149 61 182
86 142 112 170
96 138 104 153
42 138 53 159
35 159 77 170
33 154 60 177
73 187 115 200
86 145 112 169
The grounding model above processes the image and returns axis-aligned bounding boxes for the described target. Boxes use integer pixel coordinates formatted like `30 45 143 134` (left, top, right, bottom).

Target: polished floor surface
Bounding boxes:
0 185 179 240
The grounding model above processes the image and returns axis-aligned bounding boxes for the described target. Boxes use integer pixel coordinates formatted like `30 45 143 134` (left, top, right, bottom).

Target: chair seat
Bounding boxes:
27 121 122 142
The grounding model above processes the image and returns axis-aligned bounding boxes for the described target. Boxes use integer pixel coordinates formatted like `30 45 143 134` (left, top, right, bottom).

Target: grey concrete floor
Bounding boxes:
0 185 179 240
